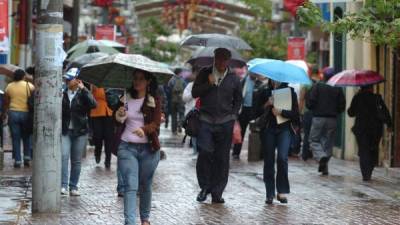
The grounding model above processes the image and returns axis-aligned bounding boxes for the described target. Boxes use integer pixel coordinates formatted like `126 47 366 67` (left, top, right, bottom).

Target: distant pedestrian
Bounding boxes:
168 69 186 134
182 70 198 154
232 73 257 160
90 86 114 168
258 80 299 204
115 69 161 225
3 69 34 168
307 67 345 175
348 85 392 181
192 48 242 204
61 68 97 196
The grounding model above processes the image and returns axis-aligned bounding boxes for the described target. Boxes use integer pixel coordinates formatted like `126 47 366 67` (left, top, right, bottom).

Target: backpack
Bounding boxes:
105 89 123 111
171 78 185 103
182 109 200 137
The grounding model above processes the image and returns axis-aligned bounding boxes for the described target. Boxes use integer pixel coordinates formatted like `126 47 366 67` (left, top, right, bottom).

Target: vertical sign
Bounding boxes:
95 24 116 41
287 37 306 60
0 0 9 52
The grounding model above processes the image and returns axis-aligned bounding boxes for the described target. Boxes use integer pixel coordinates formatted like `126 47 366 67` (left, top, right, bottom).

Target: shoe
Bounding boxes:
95 154 101 164
363 177 371 181
160 150 166 160
277 194 288 204
14 163 21 168
117 192 124 197
196 189 209 202
61 188 68 195
322 164 329 175
211 197 225 204
265 198 273 204
24 161 30 167
142 220 151 225
318 157 328 173
70 189 80 196
105 162 111 169
232 154 240 160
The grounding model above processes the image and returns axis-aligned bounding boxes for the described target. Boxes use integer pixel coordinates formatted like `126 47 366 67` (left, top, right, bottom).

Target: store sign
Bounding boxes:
287 37 306 60
0 0 9 52
95 25 116 41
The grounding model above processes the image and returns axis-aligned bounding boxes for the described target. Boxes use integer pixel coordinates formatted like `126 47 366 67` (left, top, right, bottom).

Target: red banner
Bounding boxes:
287 37 306 60
0 0 8 52
284 0 305 16
95 24 115 41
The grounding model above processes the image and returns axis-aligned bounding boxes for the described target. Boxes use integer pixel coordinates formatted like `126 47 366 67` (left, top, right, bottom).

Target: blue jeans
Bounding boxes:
118 141 160 225
8 111 32 164
261 126 291 199
61 131 87 190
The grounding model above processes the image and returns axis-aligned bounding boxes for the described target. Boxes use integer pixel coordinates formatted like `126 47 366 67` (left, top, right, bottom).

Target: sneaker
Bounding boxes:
61 188 68 195
70 189 80 196
24 161 30 167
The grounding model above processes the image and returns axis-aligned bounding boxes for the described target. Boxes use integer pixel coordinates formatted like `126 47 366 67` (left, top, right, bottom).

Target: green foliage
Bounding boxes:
297 0 400 49
130 17 178 63
238 0 287 60
306 51 318 64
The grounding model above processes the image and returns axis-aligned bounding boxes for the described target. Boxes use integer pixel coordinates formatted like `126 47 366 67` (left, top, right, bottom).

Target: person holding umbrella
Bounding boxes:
192 48 242 204
114 69 161 225
328 69 391 181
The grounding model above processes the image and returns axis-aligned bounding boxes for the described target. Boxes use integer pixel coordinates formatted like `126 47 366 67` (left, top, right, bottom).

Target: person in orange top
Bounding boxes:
90 86 114 168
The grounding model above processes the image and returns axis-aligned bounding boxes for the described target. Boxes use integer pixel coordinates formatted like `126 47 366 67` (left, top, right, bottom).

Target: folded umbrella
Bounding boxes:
180 33 252 50
248 58 311 85
187 47 246 68
327 69 385 87
79 53 174 88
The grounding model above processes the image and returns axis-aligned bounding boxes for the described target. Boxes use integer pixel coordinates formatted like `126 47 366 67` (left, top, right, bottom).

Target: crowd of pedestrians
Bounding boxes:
1 46 393 225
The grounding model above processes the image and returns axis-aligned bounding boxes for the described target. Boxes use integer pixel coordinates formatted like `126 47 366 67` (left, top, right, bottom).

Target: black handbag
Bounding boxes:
182 109 200 137
25 82 34 134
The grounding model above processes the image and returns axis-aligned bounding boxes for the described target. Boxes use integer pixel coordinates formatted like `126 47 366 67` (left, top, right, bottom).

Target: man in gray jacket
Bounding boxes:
192 48 242 203
306 68 345 175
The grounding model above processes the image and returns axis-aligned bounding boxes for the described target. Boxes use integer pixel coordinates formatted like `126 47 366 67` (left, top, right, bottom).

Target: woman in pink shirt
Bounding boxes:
115 69 162 225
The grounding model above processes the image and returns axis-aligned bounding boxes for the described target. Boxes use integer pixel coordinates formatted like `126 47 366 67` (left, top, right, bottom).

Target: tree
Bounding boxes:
131 17 179 63
297 0 400 49
238 0 288 60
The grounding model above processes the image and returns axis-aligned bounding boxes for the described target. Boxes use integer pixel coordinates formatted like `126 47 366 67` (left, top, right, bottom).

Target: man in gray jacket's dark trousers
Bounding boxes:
192 48 242 204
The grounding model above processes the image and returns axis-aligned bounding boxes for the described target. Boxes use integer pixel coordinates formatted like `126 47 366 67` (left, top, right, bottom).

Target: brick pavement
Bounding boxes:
1 127 400 225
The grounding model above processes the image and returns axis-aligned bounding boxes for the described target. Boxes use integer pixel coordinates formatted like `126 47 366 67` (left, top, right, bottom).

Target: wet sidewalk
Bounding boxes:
1 127 400 225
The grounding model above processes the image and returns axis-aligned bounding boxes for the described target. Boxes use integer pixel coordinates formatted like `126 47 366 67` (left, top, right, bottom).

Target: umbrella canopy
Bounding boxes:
67 39 125 54
66 52 110 69
180 33 252 50
248 58 311 85
0 64 33 82
67 39 121 60
187 47 246 68
286 60 309 74
327 69 385 87
79 53 174 88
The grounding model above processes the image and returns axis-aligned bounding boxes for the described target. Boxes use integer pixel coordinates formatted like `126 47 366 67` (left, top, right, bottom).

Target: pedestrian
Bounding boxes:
3 69 34 168
258 80 299 204
232 72 257 160
168 69 186 134
182 70 197 154
306 67 345 175
115 69 161 225
61 68 97 196
90 86 114 168
347 85 392 181
192 48 242 204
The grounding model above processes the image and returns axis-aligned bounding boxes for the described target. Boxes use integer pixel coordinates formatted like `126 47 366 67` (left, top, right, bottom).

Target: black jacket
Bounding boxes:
306 82 345 117
348 91 392 138
256 84 300 131
192 66 242 124
62 88 97 136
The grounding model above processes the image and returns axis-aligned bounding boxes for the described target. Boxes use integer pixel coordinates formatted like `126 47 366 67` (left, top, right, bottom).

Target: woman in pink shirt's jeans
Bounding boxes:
115 69 162 225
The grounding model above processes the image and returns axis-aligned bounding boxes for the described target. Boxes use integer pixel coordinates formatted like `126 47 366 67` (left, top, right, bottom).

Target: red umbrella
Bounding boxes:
327 70 385 87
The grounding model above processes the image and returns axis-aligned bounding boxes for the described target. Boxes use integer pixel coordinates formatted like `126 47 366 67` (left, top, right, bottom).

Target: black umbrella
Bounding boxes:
187 47 246 68
180 33 252 50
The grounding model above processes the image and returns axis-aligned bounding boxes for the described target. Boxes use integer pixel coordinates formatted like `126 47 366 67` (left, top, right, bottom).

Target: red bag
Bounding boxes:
232 121 242 144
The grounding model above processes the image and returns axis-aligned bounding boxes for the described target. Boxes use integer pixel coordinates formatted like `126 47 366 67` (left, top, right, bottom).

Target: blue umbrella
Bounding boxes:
248 58 311 84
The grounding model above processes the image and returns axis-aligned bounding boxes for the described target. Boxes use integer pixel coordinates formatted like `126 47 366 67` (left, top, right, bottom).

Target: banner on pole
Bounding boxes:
287 37 306 60
95 25 116 41
0 0 9 52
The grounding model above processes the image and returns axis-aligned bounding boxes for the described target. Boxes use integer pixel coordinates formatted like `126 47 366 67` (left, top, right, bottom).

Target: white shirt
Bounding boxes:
67 89 77 129
212 67 228 86
182 82 196 115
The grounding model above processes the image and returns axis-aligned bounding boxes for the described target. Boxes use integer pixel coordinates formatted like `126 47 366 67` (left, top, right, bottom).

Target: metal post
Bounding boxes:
71 0 80 46
32 0 64 213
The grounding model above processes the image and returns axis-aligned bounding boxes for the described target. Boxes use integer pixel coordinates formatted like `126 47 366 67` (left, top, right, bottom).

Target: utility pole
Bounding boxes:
32 0 64 213
71 0 80 46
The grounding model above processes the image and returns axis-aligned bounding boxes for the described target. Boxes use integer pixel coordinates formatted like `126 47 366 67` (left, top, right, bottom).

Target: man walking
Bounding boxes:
192 48 242 203
306 67 345 175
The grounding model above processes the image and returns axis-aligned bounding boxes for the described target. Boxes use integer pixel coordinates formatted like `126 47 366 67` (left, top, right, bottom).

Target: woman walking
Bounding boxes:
61 68 97 196
115 69 161 225
258 80 299 204
347 85 392 181
3 69 34 168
